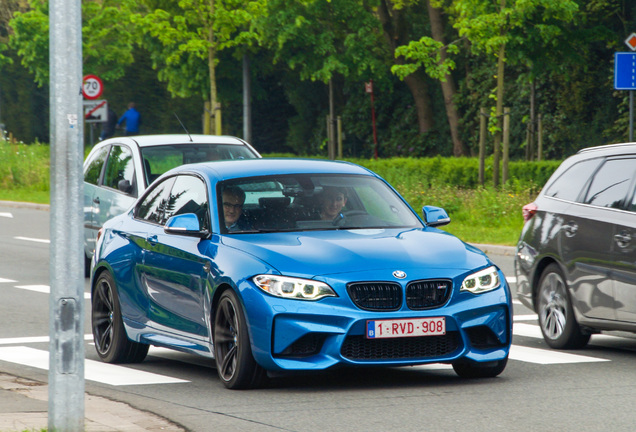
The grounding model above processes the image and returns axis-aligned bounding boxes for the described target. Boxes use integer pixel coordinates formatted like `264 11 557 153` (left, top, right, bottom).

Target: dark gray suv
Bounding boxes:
515 143 636 349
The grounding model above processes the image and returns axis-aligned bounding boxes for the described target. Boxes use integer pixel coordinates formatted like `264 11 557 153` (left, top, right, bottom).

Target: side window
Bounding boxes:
84 146 109 185
544 158 601 202
163 175 210 231
584 158 636 209
103 145 136 194
135 177 176 225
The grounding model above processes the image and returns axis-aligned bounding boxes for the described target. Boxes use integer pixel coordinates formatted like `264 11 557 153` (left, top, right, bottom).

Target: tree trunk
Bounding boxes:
208 0 218 134
426 0 467 156
378 0 434 134
493 43 505 188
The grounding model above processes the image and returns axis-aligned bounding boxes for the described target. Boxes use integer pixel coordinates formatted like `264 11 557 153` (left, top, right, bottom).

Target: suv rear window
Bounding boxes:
583 158 636 209
544 158 601 202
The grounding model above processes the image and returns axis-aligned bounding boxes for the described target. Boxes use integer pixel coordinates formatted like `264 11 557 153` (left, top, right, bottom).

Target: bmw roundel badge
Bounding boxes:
393 270 406 279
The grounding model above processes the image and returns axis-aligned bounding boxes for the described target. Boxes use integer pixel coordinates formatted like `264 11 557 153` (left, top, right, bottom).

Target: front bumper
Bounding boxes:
241 281 512 371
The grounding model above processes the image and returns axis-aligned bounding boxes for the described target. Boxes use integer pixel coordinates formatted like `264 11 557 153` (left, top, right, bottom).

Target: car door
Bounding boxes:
84 145 109 258
95 144 138 230
606 158 636 322
136 174 211 340
566 157 636 321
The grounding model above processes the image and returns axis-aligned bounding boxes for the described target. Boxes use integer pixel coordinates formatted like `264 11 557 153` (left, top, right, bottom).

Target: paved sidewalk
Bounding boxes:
0 373 185 432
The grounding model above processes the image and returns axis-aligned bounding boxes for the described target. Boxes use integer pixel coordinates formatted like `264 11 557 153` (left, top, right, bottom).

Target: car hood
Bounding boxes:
222 228 490 279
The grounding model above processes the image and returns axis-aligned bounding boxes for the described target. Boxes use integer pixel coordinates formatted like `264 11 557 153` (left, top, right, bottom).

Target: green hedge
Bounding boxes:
265 153 561 191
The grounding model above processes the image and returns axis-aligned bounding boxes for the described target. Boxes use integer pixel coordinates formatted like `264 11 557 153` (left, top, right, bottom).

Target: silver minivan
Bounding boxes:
83 134 260 275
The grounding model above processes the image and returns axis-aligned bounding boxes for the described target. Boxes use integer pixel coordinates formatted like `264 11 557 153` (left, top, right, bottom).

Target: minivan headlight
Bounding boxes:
461 266 500 294
253 275 337 300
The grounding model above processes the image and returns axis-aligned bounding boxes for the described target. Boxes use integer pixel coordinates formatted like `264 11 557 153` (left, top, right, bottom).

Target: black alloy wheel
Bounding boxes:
92 271 149 363
213 289 266 389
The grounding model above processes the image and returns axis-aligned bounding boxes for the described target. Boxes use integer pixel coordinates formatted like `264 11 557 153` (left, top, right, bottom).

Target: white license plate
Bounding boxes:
366 317 446 339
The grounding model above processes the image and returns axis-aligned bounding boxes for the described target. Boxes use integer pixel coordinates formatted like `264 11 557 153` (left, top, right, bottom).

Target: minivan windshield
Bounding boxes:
141 144 258 185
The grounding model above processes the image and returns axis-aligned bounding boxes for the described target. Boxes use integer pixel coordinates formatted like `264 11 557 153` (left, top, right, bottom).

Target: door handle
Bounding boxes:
614 231 632 248
563 222 578 238
93 197 100 204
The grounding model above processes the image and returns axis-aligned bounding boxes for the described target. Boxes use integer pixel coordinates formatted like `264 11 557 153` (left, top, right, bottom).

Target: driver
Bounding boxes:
318 187 347 221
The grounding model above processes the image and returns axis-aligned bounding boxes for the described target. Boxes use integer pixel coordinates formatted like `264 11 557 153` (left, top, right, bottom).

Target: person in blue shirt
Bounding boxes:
117 102 140 136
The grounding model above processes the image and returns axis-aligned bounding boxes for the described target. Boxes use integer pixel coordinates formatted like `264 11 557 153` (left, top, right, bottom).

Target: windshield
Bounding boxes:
218 174 423 233
141 144 258 186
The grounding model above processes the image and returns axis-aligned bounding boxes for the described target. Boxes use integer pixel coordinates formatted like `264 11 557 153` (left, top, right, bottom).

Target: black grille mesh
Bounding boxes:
406 280 452 309
341 333 460 360
347 282 402 311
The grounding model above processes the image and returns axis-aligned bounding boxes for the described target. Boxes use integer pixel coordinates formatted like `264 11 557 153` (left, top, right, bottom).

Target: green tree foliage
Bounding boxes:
2 0 636 165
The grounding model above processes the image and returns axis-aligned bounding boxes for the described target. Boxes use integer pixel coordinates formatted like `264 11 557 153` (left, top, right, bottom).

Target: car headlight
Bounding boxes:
461 266 500 294
253 275 337 301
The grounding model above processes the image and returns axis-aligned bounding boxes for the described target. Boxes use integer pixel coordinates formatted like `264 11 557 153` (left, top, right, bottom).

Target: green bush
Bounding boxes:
0 142 560 245
0 139 50 191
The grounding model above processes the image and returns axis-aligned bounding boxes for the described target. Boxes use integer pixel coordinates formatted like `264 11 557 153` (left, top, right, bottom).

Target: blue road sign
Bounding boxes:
615 52 636 90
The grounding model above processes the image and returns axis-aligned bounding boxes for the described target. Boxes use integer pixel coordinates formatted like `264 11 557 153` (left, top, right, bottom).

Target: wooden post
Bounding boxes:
215 102 222 135
337 116 343 159
502 107 510 185
478 107 486 186
537 113 543 161
203 101 211 135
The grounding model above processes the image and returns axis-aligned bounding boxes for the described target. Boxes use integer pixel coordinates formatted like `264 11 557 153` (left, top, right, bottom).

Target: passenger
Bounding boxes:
222 186 251 232
318 187 347 221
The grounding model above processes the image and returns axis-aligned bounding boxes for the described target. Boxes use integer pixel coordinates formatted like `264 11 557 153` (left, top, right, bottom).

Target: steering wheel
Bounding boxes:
332 210 367 226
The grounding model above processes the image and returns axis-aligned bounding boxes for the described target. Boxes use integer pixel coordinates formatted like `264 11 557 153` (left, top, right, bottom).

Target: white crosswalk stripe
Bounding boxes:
0 346 189 386
509 345 609 364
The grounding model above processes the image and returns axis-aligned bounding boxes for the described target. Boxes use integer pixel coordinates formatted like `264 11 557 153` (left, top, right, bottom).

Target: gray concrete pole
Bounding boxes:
48 0 85 430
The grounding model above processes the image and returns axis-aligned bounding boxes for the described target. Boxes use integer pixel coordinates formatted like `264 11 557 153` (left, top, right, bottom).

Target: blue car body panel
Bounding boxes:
92 158 512 374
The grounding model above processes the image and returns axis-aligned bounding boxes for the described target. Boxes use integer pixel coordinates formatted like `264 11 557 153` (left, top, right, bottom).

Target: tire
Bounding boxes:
537 263 590 349
452 357 508 378
84 253 91 278
213 290 266 390
91 271 149 363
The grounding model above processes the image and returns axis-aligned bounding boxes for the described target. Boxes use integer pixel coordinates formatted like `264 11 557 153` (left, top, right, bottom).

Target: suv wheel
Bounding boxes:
537 263 590 349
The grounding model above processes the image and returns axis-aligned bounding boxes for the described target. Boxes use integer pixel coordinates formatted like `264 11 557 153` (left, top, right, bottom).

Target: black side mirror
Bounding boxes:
118 179 132 194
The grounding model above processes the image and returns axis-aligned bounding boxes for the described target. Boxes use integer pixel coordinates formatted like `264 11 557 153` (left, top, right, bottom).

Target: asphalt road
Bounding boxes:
2 202 636 431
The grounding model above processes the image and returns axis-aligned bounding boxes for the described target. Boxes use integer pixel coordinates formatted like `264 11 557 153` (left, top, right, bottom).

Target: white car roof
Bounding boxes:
122 134 251 148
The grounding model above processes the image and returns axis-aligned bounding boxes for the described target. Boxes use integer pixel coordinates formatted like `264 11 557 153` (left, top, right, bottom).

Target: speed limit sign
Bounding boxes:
82 74 103 100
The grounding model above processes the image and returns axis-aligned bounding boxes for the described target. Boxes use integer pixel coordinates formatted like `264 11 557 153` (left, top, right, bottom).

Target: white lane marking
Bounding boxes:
0 212 13 218
0 278 17 283
0 335 93 345
512 300 522 305
514 323 543 339
0 346 189 386
514 314 538 322
509 345 609 364
14 284 91 300
14 236 50 244
506 276 517 284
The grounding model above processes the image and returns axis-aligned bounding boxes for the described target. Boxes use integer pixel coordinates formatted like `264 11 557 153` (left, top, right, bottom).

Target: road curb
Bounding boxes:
0 200 50 211
470 243 516 257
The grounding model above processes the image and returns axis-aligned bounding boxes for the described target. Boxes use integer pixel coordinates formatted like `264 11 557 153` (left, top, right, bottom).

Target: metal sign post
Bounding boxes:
49 0 85 430
615 34 636 141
